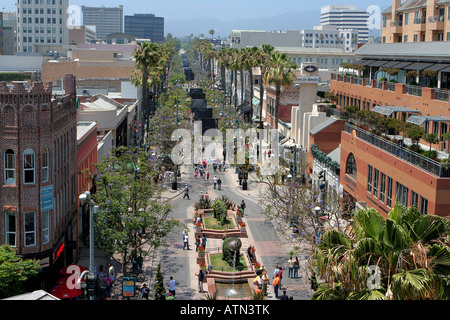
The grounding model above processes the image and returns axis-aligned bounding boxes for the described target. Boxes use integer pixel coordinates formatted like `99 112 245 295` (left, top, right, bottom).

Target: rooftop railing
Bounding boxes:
344 122 450 178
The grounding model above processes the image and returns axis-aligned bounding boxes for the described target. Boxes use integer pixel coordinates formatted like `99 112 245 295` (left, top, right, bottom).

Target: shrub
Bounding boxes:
213 199 228 224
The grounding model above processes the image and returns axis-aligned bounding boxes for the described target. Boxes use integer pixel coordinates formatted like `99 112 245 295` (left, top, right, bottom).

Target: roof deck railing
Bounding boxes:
344 122 450 178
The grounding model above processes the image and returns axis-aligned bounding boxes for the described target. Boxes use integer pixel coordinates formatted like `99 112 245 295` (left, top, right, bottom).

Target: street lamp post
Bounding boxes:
79 191 99 300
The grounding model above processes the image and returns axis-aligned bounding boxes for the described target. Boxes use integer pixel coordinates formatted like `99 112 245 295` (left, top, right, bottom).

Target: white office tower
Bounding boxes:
17 0 69 55
321 5 369 43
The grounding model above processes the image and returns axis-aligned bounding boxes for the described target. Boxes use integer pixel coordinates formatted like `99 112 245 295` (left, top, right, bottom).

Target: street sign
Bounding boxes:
40 185 53 211
122 277 135 298
296 76 321 84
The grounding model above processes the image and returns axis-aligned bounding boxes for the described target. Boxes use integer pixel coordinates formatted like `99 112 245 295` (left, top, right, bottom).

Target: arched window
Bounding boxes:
42 147 49 183
4 149 16 185
345 153 357 180
23 148 35 184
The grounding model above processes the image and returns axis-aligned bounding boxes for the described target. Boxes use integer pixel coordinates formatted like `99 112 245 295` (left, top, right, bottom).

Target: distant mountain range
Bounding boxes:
166 10 322 38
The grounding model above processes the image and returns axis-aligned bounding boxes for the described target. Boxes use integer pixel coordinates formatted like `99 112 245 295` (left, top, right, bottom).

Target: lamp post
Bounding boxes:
79 191 99 300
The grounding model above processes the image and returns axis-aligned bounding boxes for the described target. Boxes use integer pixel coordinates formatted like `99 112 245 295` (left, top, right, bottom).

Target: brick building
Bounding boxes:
0 74 78 290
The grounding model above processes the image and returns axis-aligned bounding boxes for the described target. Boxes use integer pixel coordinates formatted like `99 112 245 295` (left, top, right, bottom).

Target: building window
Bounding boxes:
367 165 373 193
373 168 379 198
345 153 357 180
405 13 409 25
420 197 428 214
411 190 419 208
4 149 16 185
5 212 16 247
23 148 35 184
387 177 393 207
414 34 418 42
42 210 50 244
24 211 36 247
380 172 386 203
396 182 409 207
42 147 49 183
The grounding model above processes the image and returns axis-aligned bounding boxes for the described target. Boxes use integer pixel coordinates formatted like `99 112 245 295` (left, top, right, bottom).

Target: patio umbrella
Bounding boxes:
58 264 87 275
51 283 83 299
56 275 85 286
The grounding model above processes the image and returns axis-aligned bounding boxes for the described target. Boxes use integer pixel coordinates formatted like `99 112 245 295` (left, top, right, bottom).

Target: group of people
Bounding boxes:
140 276 177 300
96 263 116 300
287 256 301 279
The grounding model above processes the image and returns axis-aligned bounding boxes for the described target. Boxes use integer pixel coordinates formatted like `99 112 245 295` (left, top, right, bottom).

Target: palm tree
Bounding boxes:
255 44 274 128
310 204 450 300
229 48 241 108
242 46 259 114
209 29 215 39
263 51 297 130
133 42 163 142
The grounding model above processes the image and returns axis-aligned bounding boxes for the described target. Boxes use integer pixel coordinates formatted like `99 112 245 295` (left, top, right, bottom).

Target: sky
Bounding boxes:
2 0 393 37
3 0 392 21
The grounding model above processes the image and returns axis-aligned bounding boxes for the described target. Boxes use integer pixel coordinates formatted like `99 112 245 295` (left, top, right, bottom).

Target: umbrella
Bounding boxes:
51 283 83 299
56 275 85 286
58 264 87 275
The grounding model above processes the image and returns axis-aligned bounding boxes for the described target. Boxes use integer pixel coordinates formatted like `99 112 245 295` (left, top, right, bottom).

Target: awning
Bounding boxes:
367 60 391 67
237 104 252 114
407 115 450 126
440 66 450 73
372 105 421 117
382 61 403 68
423 63 450 71
391 62 413 69
252 97 260 106
404 62 434 71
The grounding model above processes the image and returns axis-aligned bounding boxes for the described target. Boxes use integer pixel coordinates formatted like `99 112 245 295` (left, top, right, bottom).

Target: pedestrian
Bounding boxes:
204 192 209 200
98 265 107 300
213 176 218 189
273 265 280 279
183 184 190 200
199 191 203 200
108 263 115 286
240 200 246 216
137 253 143 270
273 274 280 298
195 235 200 252
166 292 175 300
195 269 205 293
217 178 222 190
194 169 198 179
287 256 294 279
105 273 112 299
201 234 207 249
279 290 289 300
278 266 283 287
141 283 149 300
183 231 190 250
207 172 210 181
294 257 300 278
261 270 269 296
168 276 176 297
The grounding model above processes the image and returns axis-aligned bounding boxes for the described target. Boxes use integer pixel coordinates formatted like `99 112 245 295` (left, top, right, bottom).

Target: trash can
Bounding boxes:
172 182 177 190
242 179 248 190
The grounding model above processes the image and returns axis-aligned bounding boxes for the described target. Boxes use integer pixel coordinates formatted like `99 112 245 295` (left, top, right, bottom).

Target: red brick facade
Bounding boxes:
0 76 78 270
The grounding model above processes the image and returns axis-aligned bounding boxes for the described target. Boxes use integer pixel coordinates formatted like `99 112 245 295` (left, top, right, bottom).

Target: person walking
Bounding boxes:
97 265 107 300
195 235 200 252
213 176 218 189
294 257 300 278
183 230 190 250
168 276 176 297
183 184 190 200
287 256 294 279
195 269 205 293
279 290 289 300
201 234 207 250
105 273 112 299
206 172 210 181
108 263 115 286
217 178 222 190
273 273 280 298
240 200 246 216
141 283 150 300
261 270 269 296
278 266 283 287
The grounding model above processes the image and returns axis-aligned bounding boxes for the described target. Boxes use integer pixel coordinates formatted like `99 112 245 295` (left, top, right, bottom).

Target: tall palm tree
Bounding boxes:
310 204 450 300
209 29 215 39
243 46 259 114
263 51 297 130
229 48 241 108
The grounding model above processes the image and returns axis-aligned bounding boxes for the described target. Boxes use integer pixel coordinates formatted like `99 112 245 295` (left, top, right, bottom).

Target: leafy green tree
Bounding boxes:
310 204 450 300
92 146 181 275
424 133 439 151
0 245 41 298
405 125 425 146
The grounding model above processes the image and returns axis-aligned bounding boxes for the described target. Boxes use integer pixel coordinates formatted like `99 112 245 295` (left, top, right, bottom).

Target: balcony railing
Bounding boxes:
375 81 383 89
353 77 362 85
390 21 403 26
406 84 422 96
414 17 426 24
344 123 450 177
429 15 445 23
434 88 450 102
386 82 396 91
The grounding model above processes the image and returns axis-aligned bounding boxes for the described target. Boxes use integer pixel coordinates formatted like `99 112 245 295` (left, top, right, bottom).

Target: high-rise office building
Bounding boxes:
321 5 369 43
124 14 164 43
16 0 69 54
81 5 123 41
0 12 17 55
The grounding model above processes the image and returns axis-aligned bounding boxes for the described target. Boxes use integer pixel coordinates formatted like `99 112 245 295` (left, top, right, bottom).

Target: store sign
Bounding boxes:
40 185 53 211
296 76 321 84
122 277 135 297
